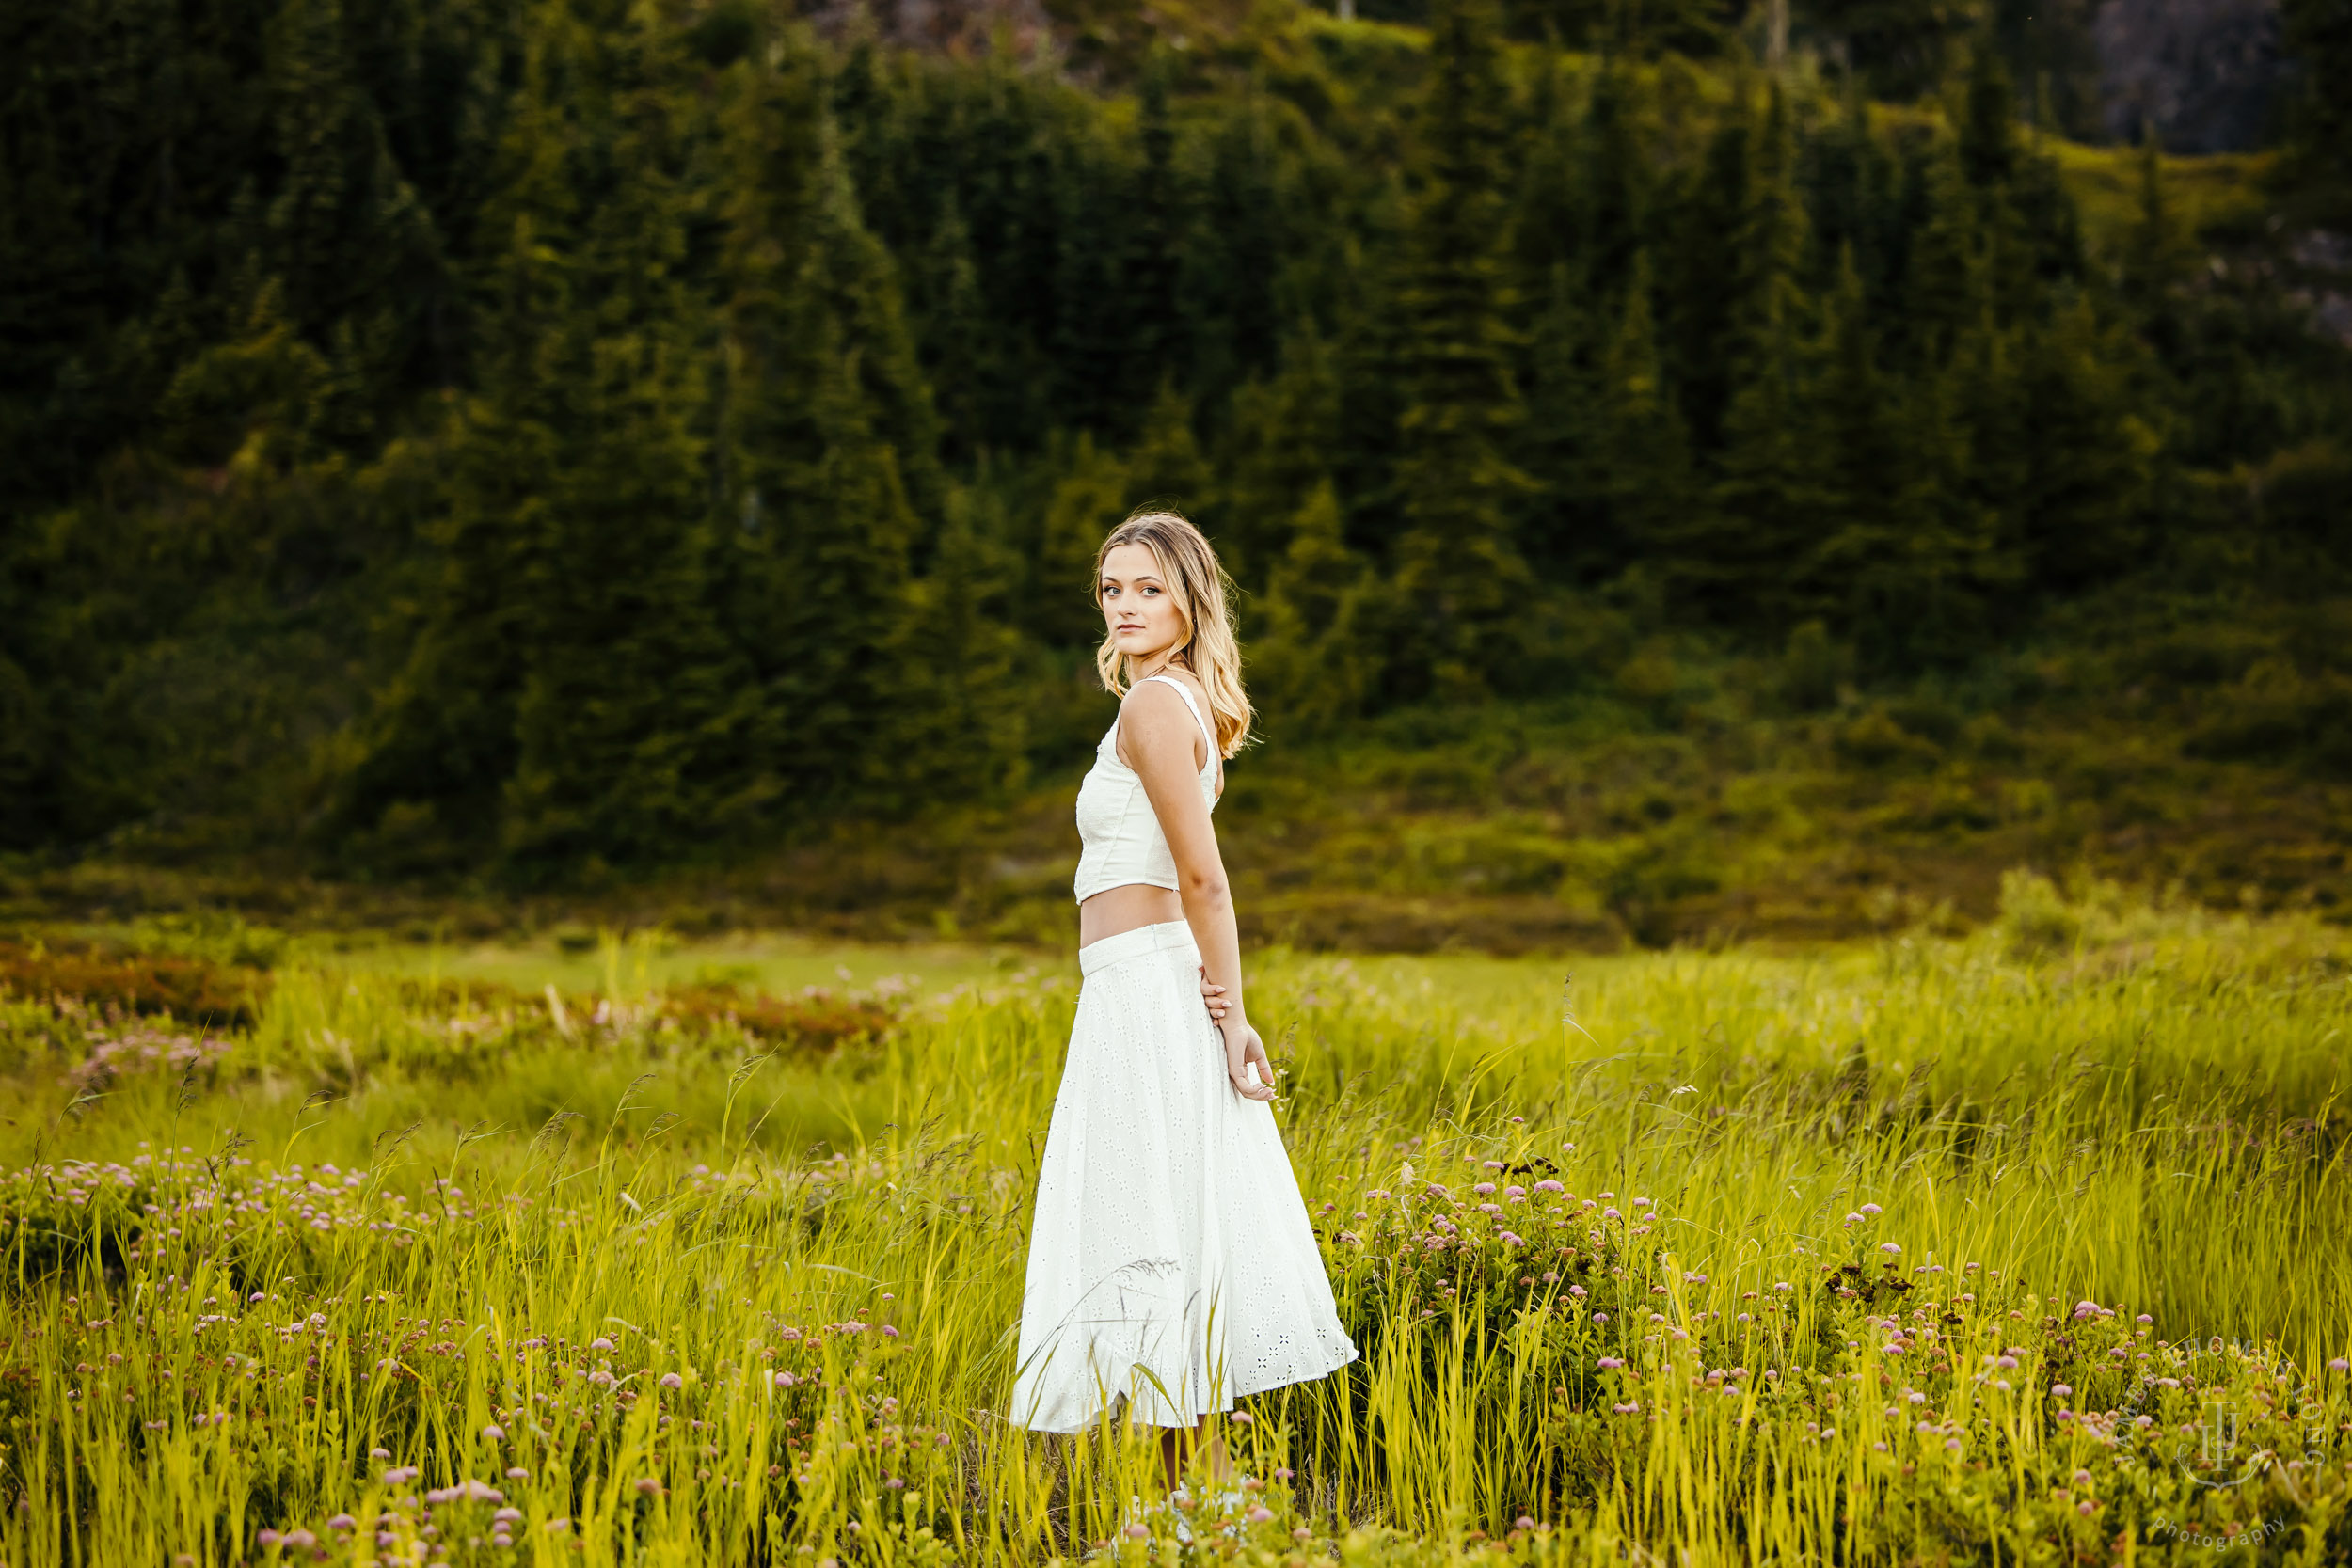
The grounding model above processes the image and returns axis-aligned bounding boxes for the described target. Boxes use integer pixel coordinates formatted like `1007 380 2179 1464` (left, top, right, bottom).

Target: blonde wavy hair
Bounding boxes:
1092 508 1254 758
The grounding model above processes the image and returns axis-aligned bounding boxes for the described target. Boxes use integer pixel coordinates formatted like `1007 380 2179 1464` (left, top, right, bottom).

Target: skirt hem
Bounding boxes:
1005 1345 1362 1434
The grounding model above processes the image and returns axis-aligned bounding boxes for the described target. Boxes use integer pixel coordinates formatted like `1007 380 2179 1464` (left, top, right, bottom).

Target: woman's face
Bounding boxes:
1100 542 1186 667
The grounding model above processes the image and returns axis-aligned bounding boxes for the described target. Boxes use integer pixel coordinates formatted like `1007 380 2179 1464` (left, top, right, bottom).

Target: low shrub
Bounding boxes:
0 940 265 1028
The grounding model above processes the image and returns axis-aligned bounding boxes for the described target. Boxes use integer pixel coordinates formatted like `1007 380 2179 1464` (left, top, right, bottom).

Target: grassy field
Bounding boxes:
4 875 2351 1564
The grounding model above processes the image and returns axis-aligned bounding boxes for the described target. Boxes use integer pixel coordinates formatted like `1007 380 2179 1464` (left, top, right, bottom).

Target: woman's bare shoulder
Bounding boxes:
1117 675 1193 733
1113 676 1201 768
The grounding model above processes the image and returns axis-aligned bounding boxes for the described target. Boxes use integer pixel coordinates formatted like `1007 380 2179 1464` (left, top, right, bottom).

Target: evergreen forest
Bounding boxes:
5 0 2351 944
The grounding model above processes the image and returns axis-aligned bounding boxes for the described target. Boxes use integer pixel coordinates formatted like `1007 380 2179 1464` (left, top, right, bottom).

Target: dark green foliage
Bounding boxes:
1386 0 1535 701
2280 0 2352 224
0 0 2346 878
1799 0 1976 101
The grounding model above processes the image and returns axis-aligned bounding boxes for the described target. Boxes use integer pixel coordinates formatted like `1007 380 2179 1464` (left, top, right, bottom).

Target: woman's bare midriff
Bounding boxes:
1079 882 1186 948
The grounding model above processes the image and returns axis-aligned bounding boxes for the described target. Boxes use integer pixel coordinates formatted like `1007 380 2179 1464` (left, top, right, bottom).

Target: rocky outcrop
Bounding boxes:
2094 0 2286 151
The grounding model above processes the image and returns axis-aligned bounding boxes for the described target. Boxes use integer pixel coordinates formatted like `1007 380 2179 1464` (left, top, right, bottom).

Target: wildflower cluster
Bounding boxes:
1298 1141 2352 1559
63 1022 235 1092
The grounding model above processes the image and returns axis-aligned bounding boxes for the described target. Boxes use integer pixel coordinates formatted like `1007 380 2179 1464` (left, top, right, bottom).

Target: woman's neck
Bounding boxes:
1133 650 1186 682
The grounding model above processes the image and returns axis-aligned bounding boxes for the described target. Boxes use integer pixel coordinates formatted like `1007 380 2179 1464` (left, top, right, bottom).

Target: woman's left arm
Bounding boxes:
1123 682 1275 1102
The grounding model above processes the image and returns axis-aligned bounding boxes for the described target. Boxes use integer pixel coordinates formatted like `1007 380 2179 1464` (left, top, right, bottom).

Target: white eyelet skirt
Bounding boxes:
1008 920 1359 1433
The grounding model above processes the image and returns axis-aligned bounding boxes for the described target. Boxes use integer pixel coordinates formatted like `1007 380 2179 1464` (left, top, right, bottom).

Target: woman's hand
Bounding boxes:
1219 1018 1277 1102
1198 964 1230 1023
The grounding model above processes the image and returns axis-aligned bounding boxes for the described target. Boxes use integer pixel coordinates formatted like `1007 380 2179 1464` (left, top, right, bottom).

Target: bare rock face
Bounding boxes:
2094 0 2285 151
2287 231 2352 346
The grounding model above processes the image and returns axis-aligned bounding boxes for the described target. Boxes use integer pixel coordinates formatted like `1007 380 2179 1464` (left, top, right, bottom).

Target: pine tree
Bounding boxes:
2280 0 2352 224
1954 38 2080 321
1664 105 1754 453
1701 260 1819 629
1804 245 1976 663
1941 275 2031 610
1509 55 1584 292
1518 261 1612 578
1892 136 1979 372
1388 0 1536 699
1186 86 1286 420
715 38 948 819
1673 85 1815 627
1221 331 1342 590
1727 84 1811 394
2012 296 2159 592
1127 381 1216 530
881 487 1030 806
332 0 592 868
1121 53 1188 404
1597 255 1696 572
1250 481 1373 734
263 0 439 418
914 196 998 464
1958 36 2020 192
2119 135 2192 356
494 7 739 872
1577 61 1651 301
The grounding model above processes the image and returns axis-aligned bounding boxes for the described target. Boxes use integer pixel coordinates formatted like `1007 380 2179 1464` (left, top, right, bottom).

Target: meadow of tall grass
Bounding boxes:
3 873 2350 1564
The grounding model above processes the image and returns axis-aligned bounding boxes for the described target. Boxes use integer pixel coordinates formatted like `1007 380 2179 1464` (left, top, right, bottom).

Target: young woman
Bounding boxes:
1008 509 1358 1485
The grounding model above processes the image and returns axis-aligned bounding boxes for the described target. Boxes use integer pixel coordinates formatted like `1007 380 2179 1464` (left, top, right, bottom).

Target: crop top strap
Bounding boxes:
1142 673 1217 776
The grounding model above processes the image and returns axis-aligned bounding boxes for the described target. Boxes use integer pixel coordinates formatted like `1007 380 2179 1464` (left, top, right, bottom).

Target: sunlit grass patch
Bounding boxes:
2 885 2349 1562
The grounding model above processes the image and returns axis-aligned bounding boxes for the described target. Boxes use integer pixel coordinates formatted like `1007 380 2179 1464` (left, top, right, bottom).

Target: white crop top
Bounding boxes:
1073 674 1222 904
